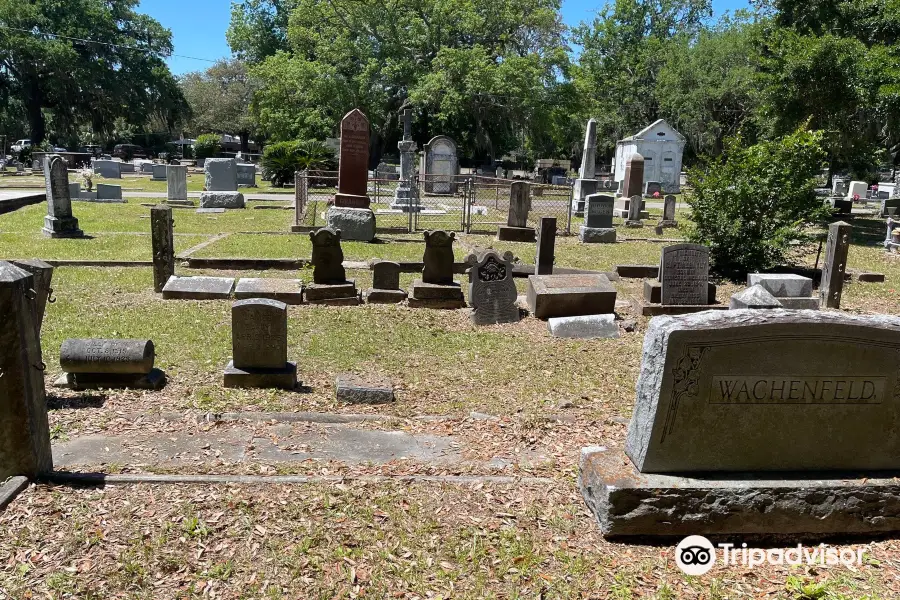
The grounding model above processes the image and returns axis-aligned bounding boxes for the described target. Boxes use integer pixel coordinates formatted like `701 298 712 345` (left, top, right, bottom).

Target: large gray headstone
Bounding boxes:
0 262 53 479
423 136 458 194
585 194 614 229
41 155 83 238
204 158 238 191
232 299 288 370
659 244 709 305
820 221 852 309
236 163 256 187
167 165 188 202
152 164 168 181
626 310 900 473
92 159 121 179
507 182 531 228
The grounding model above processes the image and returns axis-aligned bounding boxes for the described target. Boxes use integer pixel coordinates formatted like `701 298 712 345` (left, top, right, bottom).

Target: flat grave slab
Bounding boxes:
526 274 616 319
336 374 395 404
234 278 304 304
224 360 298 391
305 281 360 305
162 276 235 300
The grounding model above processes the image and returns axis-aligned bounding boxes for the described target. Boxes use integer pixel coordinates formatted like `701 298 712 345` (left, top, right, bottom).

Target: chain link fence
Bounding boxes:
294 170 573 234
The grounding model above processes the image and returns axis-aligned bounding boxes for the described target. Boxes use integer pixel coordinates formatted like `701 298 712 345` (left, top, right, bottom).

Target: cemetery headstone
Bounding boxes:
526 274 617 319
625 194 644 227
580 310 900 537
201 158 244 209
729 284 783 309
41 155 83 238
0 262 53 479
10 259 54 333
224 299 298 390
152 164 168 181
659 244 709 306
96 183 123 202
466 250 519 325
579 194 616 243
622 153 645 199
167 165 190 204
535 217 557 275
410 230 465 309
820 221 852 309
92 159 121 179
365 260 407 304
497 182 536 242
846 180 866 200
329 109 376 241
151 204 175 293
391 108 421 212
422 136 459 194
306 228 360 305
644 181 662 197
68 182 80 199
162 276 235 300
658 195 678 228
236 163 256 187
55 338 166 390
572 119 599 215
233 278 303 304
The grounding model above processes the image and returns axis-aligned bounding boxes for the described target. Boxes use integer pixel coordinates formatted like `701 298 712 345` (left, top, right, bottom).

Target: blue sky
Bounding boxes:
137 0 751 76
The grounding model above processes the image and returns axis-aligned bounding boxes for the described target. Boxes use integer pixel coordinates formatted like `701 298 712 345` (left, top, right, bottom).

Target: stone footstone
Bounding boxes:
197 208 225 214
496 226 536 243
526 274 617 320
579 446 900 538
224 361 298 390
747 273 813 298
336 374 395 405
162 276 235 300
200 192 245 209
234 278 304 304
858 272 886 283
53 369 167 391
578 226 616 243
547 314 619 339
777 297 821 310
409 280 466 309
325 206 376 242
305 281 360 305
729 284 783 309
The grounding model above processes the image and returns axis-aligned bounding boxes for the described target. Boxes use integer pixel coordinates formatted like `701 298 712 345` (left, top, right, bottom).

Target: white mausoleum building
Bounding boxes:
614 119 686 193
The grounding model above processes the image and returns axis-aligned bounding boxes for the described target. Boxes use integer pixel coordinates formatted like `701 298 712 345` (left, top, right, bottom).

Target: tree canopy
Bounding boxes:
0 0 188 147
180 59 257 152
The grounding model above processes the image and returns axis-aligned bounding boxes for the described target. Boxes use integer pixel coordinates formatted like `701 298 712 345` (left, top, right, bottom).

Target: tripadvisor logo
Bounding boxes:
674 536 865 576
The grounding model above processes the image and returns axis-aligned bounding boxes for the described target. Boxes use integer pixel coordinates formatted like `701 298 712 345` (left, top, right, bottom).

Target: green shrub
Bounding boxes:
261 140 335 187
17 146 32 165
194 134 221 160
687 128 829 277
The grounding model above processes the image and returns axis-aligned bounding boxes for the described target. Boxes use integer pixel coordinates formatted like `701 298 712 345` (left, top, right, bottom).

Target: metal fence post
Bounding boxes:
565 182 574 235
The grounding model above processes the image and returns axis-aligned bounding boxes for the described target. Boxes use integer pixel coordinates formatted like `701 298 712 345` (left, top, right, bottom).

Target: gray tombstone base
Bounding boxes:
625 220 644 228
496 226 536 243
42 215 83 238
657 219 678 229
53 369 166 391
325 207 376 242
777 297 821 310
223 360 298 391
638 280 721 316
580 446 900 538
364 288 408 304
162 276 235 300
200 192 245 209
729 285 784 309
305 281 360 306
409 280 466 309
336 374 395 405
548 314 619 339
578 226 616 244
233 278 304 305
526 274 616 320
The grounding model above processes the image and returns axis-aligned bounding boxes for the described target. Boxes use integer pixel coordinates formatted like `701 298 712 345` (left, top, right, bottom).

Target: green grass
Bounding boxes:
0 172 293 194
0 232 209 261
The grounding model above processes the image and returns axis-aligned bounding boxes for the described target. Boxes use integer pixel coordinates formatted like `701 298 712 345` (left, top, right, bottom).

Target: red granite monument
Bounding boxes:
622 153 645 199
335 109 371 208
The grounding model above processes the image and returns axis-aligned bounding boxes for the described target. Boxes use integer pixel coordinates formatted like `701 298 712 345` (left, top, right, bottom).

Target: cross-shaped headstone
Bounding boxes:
401 109 412 142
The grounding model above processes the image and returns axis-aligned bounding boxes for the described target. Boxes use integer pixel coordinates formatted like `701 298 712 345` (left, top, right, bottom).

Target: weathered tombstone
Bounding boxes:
496 182 535 242
55 339 166 390
234 278 303 304
224 299 298 390
659 244 709 306
151 164 168 181
9 259 54 333
729 284 783 309
747 273 818 310
580 310 900 537
579 194 616 243
572 119 599 215
422 136 459 194
548 314 619 339
535 217 557 275
391 108 421 212
467 250 519 325
166 165 190 204
151 205 175 293
526 274 617 319
846 180 867 200
644 181 662 197
41 155 83 238
410 230 465 309
306 228 359 305
96 183 123 202
819 221 852 309
832 178 848 197
68 182 80 199
201 158 244 209
92 159 121 179
0 262 53 480
236 163 256 187
625 194 644 227
622 153 645 199
658 195 678 228
365 260 407 304
329 109 376 241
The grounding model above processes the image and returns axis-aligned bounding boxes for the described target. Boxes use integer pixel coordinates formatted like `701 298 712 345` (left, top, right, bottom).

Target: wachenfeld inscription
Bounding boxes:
710 376 885 404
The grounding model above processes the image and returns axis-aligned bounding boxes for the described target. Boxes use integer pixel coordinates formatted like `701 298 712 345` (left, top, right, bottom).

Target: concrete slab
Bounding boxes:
234 278 304 304
162 276 235 300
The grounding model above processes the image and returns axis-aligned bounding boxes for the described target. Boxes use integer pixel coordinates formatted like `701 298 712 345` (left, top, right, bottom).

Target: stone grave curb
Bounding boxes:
0 476 29 510
43 472 554 486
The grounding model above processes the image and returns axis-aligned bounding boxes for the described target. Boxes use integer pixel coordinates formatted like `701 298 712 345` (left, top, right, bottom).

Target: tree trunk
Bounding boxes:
27 80 46 145
239 130 249 154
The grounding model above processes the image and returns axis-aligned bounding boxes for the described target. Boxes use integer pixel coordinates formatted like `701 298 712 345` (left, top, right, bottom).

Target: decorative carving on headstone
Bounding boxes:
467 250 519 325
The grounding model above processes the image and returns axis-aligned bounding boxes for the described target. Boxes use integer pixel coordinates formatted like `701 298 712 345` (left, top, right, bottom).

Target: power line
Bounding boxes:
0 24 221 64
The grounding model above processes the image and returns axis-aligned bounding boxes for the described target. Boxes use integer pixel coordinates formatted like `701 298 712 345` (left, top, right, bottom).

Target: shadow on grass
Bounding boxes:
47 394 107 410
